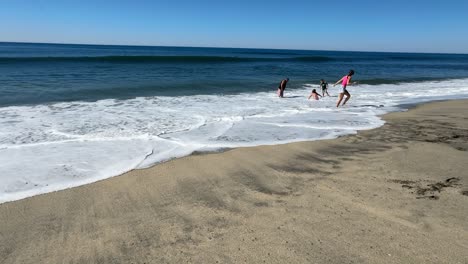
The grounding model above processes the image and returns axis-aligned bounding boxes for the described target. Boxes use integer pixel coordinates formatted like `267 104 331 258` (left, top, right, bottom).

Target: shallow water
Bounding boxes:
1 42 468 202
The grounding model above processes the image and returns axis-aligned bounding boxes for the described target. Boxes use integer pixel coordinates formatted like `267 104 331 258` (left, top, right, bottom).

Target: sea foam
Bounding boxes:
1 79 468 203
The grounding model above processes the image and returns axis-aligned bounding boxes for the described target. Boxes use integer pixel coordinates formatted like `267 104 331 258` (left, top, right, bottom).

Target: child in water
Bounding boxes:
308 89 322 100
320 79 330 96
333 70 355 107
277 78 289 98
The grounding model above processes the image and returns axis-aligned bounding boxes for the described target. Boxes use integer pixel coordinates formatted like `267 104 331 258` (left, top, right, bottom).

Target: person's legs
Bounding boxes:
342 91 351 105
336 93 344 107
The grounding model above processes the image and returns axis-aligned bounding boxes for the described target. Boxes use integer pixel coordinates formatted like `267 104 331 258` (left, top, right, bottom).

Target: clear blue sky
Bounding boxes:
1 0 468 53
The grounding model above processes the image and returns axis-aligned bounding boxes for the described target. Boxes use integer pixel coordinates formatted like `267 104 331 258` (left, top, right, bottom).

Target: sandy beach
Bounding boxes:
1 99 467 264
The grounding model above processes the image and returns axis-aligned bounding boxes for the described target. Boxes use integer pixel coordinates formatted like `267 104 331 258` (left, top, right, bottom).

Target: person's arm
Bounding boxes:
333 77 344 86
308 94 312 100
347 76 352 85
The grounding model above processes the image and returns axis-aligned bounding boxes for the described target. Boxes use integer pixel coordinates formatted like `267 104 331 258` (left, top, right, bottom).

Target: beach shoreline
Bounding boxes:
1 99 467 263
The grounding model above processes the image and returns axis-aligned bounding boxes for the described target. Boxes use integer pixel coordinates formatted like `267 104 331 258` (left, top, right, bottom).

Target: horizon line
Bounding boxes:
1 41 467 56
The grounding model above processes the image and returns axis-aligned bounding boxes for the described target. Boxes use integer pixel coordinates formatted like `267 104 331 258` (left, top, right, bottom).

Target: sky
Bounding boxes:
1 0 468 53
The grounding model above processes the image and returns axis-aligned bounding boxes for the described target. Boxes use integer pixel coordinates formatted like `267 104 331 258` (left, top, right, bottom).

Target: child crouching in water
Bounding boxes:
308 89 322 100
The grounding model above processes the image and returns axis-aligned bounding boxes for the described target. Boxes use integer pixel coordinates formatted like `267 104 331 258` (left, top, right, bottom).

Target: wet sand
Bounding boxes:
1 100 467 264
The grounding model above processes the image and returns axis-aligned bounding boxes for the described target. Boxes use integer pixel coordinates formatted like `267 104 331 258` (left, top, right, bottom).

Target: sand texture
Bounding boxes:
1 100 467 264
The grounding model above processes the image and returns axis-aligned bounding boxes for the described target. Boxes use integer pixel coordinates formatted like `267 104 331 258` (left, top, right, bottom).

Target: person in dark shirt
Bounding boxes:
277 78 289 98
320 79 330 97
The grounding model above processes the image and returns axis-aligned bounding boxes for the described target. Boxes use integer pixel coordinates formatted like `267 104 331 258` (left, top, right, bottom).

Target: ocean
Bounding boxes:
1 42 468 203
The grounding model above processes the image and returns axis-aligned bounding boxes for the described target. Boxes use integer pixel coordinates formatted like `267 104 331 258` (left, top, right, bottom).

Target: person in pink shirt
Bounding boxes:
333 70 355 107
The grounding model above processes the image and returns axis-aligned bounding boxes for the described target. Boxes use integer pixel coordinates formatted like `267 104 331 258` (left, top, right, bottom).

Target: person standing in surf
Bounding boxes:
277 78 289 98
333 70 355 107
320 79 330 97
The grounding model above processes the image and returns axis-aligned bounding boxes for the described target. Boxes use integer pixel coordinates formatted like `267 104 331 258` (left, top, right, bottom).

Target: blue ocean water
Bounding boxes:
1 42 468 106
2 42 468 203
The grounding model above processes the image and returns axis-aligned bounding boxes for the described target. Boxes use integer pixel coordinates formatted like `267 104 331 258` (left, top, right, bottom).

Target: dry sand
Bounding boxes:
1 100 467 264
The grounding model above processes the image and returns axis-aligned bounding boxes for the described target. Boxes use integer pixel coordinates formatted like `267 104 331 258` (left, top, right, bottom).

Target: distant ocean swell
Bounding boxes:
3 55 467 65
0 55 334 63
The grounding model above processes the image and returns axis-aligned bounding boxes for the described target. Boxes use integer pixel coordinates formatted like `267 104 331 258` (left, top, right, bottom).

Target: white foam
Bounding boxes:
1 78 468 203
